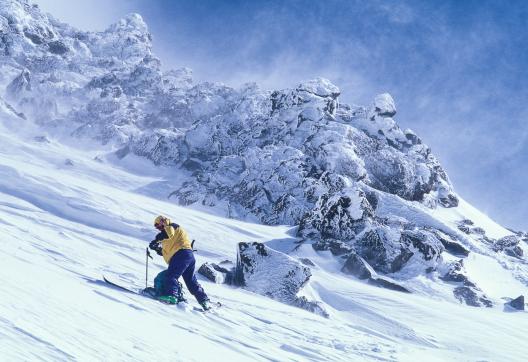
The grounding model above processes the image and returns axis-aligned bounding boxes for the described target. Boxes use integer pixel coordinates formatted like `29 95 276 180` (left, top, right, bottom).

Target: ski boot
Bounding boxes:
158 291 187 305
199 299 212 311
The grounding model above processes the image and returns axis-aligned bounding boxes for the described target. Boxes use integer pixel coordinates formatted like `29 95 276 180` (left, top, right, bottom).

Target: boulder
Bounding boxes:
353 226 443 274
400 229 444 262
298 187 374 241
431 230 469 257
198 262 232 284
341 252 374 280
341 252 411 293
235 242 325 315
353 226 410 274
441 260 493 307
373 93 396 117
453 286 493 308
471 227 486 235
493 235 523 258
312 239 354 257
294 296 329 318
507 295 525 311
299 258 316 267
440 260 467 283
368 276 411 293
457 225 471 235
48 40 69 54
296 78 340 99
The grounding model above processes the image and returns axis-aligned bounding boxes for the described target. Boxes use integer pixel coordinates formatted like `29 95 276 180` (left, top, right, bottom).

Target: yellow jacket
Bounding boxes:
155 222 192 264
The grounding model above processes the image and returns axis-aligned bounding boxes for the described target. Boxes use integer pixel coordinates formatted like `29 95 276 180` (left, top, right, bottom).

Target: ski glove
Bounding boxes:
149 240 163 256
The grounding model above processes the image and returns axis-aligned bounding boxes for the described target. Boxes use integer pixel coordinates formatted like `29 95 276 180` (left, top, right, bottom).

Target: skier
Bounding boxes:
148 215 211 310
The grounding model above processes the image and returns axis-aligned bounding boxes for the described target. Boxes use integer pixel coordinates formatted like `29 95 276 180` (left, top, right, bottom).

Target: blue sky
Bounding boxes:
36 0 528 231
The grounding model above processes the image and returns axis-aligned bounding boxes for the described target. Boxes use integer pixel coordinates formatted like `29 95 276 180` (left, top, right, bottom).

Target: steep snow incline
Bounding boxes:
1 114 527 361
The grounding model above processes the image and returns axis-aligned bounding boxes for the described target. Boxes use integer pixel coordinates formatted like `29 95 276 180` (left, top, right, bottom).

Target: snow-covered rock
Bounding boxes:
493 235 523 259
506 295 525 310
441 260 493 307
373 93 396 117
234 242 327 316
197 262 232 284
235 242 311 299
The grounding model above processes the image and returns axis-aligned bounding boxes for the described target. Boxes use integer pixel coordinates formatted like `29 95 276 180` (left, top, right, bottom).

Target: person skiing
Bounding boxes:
148 215 211 310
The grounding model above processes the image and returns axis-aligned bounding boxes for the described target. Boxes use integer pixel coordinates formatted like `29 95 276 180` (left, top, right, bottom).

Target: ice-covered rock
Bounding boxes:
234 242 327 315
506 295 525 311
298 186 374 241
342 251 374 280
352 226 444 274
493 235 523 259
373 93 396 117
341 252 411 293
234 242 311 297
94 13 152 63
197 262 232 284
431 229 470 257
453 286 493 308
440 260 493 307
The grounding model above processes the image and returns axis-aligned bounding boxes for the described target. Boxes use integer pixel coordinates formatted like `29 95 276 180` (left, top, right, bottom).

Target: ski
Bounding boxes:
102 276 222 311
194 301 222 313
103 276 139 294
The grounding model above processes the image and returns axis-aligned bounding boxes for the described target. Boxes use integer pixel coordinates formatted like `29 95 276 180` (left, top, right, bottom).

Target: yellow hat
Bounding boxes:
154 215 166 226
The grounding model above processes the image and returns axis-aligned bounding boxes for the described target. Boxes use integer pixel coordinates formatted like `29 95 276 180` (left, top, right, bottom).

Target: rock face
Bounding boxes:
507 295 525 311
197 262 233 284
342 252 374 280
235 242 327 317
341 252 410 293
493 236 523 259
235 242 311 298
440 260 493 307
432 229 470 257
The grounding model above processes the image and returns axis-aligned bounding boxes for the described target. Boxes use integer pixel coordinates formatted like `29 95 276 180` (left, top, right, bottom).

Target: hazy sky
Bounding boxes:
35 0 528 231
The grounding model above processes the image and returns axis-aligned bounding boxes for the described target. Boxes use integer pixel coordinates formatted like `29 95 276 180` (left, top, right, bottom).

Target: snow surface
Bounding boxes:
1 108 527 361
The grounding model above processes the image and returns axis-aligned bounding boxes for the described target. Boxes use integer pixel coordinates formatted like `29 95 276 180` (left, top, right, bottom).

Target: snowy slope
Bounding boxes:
1 1 527 360
1 103 527 362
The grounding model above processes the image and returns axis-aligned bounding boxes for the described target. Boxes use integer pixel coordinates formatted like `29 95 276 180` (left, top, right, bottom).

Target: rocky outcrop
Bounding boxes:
493 235 523 259
235 242 327 317
431 229 470 257
441 260 493 307
298 187 374 241
353 226 444 274
341 252 410 293
198 262 233 284
312 239 354 256
342 252 374 280
368 276 410 293
294 297 329 318
453 286 492 308
506 295 525 311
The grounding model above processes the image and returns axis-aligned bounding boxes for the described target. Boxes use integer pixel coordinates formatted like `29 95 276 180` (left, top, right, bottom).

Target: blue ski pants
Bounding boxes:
164 249 208 303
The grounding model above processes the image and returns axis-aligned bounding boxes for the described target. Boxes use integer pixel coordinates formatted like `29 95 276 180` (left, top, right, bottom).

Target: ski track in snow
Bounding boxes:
0 125 527 361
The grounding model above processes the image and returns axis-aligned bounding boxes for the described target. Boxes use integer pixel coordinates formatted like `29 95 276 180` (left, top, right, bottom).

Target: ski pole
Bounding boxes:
145 247 153 289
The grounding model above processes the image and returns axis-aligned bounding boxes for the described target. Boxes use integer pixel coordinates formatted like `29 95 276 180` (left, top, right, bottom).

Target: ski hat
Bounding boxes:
154 215 168 226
